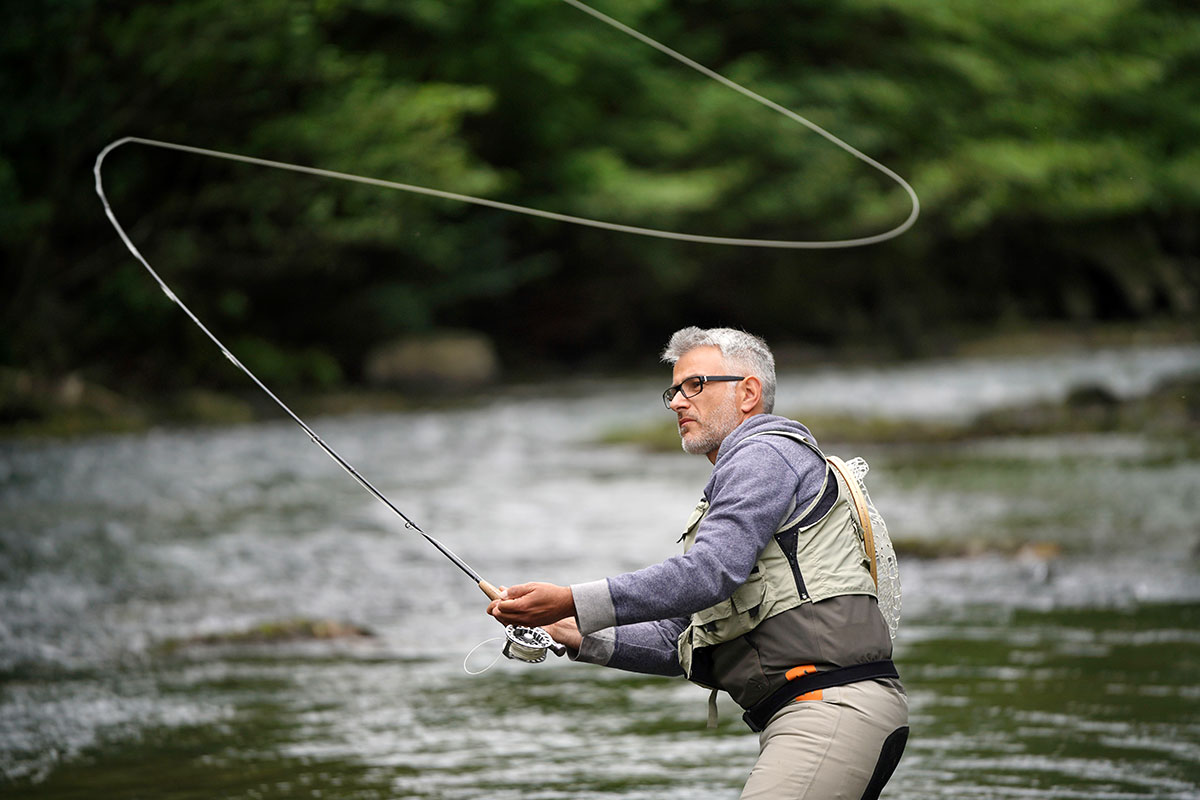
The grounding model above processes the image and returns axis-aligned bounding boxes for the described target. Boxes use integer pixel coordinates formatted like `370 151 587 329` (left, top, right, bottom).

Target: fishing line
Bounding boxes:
464 637 507 676
95 0 917 252
93 0 916 666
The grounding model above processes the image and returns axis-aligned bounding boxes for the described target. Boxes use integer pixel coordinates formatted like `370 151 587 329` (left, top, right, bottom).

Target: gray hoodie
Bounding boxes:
572 413 827 674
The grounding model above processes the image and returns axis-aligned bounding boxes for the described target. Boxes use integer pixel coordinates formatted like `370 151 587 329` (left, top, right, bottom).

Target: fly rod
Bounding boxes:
94 139 564 662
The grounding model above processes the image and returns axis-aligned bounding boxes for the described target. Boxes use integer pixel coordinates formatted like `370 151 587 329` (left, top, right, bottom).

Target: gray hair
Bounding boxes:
661 327 777 414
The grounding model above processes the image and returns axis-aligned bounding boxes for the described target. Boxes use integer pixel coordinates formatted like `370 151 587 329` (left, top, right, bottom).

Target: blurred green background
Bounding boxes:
2 0 1197 425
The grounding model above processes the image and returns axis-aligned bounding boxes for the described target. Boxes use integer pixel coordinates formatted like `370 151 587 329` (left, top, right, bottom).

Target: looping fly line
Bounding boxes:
96 0 917 252
92 0 918 611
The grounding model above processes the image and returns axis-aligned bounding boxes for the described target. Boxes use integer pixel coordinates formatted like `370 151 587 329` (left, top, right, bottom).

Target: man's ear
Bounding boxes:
739 376 763 415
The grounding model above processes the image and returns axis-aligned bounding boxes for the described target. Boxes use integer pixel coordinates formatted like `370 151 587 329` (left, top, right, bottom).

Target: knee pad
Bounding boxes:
859 726 909 800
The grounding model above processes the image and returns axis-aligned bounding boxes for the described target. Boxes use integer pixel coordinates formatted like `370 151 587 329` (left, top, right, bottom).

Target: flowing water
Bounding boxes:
2 344 1198 799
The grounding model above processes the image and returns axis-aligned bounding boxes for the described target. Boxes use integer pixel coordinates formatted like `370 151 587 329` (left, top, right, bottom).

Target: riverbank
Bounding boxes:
0 373 424 439
2 322 1196 440
599 370 1200 450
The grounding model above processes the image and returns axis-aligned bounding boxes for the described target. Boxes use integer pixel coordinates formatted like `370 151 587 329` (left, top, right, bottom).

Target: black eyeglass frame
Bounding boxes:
662 375 745 409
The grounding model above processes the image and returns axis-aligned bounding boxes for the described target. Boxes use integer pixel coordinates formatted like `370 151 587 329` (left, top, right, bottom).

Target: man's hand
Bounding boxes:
543 616 582 652
487 582 576 627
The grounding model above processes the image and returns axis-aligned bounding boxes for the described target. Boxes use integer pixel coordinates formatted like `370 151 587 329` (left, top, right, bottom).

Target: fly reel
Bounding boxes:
503 625 566 663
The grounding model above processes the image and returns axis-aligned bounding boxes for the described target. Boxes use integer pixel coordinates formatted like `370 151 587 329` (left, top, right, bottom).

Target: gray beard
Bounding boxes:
680 394 740 456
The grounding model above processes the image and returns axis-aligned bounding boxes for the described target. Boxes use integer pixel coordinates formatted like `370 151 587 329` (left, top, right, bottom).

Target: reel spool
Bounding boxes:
503 625 564 663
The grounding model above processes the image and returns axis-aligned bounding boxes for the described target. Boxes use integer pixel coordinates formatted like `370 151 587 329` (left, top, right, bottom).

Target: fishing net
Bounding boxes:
845 457 902 639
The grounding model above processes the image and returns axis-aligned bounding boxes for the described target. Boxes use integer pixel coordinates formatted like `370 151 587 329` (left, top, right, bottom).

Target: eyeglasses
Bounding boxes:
662 375 745 409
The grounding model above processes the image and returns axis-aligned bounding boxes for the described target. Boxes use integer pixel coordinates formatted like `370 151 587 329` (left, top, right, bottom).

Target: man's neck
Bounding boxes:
706 410 765 464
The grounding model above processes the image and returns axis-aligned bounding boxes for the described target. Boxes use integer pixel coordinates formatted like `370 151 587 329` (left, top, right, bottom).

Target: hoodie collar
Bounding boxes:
713 413 816 465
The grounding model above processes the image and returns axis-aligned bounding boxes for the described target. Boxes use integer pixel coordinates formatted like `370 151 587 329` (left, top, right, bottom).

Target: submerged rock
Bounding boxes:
892 537 1062 560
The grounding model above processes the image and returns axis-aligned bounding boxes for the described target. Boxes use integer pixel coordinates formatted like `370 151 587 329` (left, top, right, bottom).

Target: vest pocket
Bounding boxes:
690 569 769 646
693 598 733 628
732 569 767 616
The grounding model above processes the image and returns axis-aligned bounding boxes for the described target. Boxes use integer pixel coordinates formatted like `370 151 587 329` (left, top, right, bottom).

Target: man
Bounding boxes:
488 326 908 799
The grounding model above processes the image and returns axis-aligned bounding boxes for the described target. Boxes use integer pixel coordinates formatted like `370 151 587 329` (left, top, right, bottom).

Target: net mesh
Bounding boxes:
846 457 901 638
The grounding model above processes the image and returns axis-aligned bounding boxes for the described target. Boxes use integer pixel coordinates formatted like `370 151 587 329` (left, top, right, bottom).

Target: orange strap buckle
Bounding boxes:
785 664 823 702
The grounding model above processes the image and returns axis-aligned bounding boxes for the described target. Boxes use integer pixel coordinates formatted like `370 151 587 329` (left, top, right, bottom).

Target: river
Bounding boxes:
2 344 1198 798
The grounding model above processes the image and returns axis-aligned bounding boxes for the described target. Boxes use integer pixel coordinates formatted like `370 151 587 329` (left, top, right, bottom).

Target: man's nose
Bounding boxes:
668 391 691 412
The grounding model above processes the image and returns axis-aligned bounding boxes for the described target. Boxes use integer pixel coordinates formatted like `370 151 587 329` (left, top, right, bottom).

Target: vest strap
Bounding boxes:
741 660 899 732
706 688 720 729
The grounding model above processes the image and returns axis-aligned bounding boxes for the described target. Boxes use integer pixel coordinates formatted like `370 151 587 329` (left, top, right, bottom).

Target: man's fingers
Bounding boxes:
488 596 527 619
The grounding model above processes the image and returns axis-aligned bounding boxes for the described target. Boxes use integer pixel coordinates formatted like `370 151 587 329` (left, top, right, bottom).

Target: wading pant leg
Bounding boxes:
739 680 909 800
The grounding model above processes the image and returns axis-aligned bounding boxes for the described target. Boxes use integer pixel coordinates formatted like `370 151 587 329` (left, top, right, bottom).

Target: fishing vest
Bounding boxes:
675 430 880 705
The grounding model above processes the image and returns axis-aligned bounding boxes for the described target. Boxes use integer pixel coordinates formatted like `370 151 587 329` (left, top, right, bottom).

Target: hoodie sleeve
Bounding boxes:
572 617 688 677
573 435 822 636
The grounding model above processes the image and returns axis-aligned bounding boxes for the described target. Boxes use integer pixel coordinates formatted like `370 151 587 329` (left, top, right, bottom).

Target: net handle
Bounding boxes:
827 455 878 587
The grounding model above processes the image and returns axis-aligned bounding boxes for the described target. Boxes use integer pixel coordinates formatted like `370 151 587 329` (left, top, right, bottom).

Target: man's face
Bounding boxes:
667 346 743 460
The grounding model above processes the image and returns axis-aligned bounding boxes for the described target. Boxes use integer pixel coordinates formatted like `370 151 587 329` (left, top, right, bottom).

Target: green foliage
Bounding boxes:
1 0 1196 392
